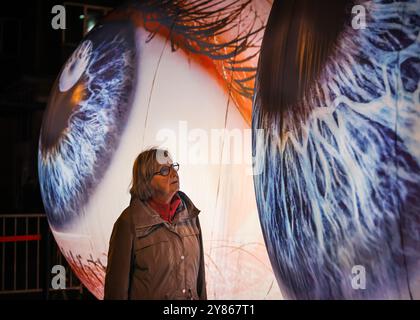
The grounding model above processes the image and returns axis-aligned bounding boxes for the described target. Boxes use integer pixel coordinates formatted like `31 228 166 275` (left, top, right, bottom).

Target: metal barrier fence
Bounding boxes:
0 214 83 298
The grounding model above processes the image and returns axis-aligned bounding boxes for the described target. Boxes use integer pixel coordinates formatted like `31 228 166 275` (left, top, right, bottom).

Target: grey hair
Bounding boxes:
129 147 171 201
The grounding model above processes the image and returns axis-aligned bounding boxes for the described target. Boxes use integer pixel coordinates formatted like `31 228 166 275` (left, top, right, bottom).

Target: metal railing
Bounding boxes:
0 214 83 298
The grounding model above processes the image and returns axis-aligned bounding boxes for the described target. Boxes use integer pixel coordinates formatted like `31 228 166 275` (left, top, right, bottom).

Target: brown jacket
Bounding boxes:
104 191 207 300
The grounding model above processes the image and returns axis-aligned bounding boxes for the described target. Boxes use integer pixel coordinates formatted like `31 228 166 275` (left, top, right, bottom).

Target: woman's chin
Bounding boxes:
170 184 180 194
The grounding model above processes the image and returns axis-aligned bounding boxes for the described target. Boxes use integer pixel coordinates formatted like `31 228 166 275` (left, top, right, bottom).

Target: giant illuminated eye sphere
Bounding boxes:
252 0 420 299
38 1 281 299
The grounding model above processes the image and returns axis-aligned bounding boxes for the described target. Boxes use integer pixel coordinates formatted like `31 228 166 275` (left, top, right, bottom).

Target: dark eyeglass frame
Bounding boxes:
153 162 179 177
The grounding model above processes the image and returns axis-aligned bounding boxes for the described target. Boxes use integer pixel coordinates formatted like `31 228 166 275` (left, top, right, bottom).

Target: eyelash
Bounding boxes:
127 0 264 99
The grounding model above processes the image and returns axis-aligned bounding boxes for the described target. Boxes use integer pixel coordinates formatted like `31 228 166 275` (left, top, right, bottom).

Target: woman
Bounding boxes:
104 148 207 300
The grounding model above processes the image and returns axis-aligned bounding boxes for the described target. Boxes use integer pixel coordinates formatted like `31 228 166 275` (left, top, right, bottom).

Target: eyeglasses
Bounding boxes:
153 162 179 176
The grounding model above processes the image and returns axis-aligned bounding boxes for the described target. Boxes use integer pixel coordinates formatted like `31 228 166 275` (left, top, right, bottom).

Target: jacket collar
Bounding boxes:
130 191 201 228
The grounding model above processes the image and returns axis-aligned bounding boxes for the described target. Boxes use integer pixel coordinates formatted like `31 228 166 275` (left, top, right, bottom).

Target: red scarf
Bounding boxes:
148 193 181 223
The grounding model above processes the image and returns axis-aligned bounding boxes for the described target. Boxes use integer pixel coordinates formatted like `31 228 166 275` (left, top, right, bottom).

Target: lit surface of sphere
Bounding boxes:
39 0 281 299
252 0 420 299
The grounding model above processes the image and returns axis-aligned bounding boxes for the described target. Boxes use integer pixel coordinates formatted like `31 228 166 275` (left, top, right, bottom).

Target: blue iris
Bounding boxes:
253 0 420 299
38 20 137 230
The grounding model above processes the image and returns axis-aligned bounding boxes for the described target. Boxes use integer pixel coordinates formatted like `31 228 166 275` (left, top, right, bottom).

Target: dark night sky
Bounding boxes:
0 0 120 213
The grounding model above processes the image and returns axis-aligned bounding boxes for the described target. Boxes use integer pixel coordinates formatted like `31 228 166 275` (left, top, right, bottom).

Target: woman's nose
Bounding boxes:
169 167 178 178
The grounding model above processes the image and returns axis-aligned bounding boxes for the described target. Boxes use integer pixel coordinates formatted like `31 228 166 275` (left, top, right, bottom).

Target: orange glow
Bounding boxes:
71 83 85 106
106 8 254 126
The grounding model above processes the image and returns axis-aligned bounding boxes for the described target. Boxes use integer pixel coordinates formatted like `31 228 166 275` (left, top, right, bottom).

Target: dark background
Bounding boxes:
0 0 121 299
0 0 120 213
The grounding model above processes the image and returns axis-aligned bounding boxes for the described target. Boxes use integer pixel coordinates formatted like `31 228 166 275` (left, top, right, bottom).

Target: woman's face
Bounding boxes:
150 160 180 200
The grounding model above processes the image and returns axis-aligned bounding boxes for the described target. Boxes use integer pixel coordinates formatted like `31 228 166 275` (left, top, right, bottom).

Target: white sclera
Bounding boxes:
51 27 282 300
